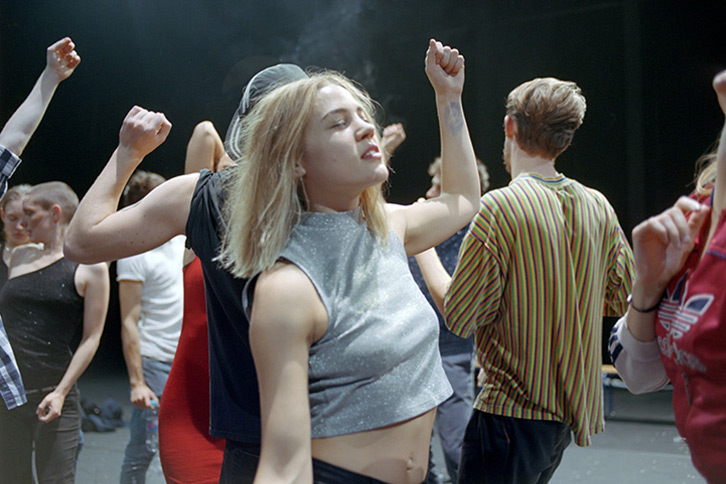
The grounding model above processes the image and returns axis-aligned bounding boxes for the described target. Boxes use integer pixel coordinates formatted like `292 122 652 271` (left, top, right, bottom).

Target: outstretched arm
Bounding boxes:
390 39 479 255
64 106 196 264
0 37 80 156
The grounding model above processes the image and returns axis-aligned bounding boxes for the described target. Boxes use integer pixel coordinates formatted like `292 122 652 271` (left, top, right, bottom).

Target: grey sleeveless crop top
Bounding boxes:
278 209 452 438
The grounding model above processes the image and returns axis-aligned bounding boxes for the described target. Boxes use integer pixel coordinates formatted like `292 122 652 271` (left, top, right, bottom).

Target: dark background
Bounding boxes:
1 0 725 368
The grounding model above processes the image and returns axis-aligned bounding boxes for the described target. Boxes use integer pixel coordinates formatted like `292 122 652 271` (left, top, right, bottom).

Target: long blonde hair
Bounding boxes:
219 71 389 279
694 130 720 196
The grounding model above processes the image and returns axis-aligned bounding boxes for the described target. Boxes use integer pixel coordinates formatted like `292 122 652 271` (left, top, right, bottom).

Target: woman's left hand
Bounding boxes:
425 39 465 96
36 390 66 423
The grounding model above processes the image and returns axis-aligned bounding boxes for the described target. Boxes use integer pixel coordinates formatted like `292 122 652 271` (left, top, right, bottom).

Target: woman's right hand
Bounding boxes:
118 106 172 164
630 196 708 307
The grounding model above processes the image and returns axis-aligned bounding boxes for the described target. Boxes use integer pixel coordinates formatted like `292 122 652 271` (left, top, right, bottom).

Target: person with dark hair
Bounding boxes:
65 63 309 482
0 181 109 483
430 77 635 483
117 170 185 484
0 37 80 414
121 170 166 208
608 69 726 484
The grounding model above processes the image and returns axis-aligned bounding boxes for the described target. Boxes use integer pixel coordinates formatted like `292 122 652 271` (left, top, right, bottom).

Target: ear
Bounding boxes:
50 204 62 223
504 115 517 139
295 164 306 178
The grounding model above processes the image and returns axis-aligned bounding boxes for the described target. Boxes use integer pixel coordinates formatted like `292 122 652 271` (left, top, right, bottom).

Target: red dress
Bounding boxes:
159 257 225 483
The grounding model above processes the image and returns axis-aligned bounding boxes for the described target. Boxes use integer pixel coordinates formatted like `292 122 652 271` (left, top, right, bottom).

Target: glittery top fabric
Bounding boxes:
279 208 452 438
0 257 83 390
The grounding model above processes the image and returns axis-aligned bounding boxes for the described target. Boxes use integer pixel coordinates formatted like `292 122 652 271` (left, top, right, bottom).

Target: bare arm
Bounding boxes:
250 263 326 484
414 248 450 314
37 262 109 423
184 120 234 174
389 40 479 255
64 106 195 264
118 280 157 410
0 37 80 155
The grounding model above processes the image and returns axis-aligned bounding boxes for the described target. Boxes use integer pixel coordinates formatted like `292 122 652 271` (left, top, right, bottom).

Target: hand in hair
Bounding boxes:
118 106 172 161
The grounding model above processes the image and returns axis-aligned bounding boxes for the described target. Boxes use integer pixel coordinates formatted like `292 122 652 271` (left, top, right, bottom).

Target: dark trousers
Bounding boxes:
219 440 260 483
458 410 572 484
0 386 81 484
218 443 399 484
313 458 390 484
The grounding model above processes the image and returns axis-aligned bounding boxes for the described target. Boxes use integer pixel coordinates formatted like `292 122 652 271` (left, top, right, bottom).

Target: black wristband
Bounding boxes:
627 294 660 313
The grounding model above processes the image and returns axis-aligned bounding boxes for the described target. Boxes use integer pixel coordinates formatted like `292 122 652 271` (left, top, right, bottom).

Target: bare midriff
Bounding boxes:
311 408 436 484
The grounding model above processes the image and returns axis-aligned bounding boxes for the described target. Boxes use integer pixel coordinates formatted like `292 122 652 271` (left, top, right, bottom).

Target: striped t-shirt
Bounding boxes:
444 172 634 446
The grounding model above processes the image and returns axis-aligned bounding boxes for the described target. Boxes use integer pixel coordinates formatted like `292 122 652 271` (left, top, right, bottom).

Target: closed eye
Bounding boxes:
332 120 347 128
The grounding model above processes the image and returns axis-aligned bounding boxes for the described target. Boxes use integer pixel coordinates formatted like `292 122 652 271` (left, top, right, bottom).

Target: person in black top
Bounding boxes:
0 181 109 483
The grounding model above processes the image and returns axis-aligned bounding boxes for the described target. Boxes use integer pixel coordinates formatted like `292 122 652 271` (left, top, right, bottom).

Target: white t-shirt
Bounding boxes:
116 235 185 362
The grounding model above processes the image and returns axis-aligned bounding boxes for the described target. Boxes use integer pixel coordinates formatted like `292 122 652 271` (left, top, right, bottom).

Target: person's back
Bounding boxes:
185 168 261 442
445 77 634 484
464 173 630 441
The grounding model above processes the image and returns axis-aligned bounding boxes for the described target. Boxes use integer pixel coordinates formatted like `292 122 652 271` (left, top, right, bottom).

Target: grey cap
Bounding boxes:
225 63 308 160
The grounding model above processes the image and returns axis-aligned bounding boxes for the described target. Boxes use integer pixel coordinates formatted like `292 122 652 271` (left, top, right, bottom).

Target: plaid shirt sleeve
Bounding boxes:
0 146 22 199
0 145 27 409
0 319 26 409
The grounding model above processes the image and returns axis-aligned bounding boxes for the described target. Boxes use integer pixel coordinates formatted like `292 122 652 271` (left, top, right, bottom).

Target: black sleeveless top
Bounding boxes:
186 169 260 443
0 257 83 389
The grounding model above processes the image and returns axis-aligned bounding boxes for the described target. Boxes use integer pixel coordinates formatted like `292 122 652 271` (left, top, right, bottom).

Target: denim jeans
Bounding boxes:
120 357 171 484
438 351 475 481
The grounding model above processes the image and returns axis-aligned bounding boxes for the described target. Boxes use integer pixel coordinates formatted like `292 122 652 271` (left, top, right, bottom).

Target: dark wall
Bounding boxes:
1 0 724 368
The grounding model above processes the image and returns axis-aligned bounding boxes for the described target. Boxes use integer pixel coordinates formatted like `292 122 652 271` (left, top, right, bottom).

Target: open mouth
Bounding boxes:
362 145 381 159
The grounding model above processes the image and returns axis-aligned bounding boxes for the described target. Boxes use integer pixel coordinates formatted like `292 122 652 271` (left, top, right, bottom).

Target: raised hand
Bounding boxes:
46 37 80 82
382 123 406 159
631 196 708 306
118 106 172 161
425 39 465 96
